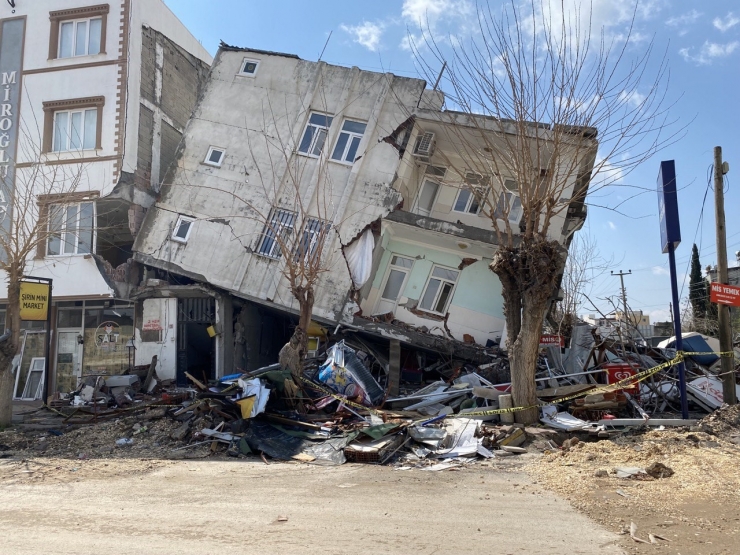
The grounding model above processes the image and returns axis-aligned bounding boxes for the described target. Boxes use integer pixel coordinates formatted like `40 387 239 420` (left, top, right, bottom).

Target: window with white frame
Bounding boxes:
52 108 98 152
298 112 333 157
453 186 489 214
172 216 194 243
331 120 367 163
494 191 523 224
204 146 225 167
257 209 296 259
47 202 95 256
381 255 414 301
294 218 331 262
239 58 260 76
419 266 459 314
58 17 102 58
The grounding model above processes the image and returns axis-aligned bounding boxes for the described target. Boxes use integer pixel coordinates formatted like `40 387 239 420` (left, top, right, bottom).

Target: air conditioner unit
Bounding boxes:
413 131 436 158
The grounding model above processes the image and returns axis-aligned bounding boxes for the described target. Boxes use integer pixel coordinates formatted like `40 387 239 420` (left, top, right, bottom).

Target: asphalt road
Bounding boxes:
0 458 624 554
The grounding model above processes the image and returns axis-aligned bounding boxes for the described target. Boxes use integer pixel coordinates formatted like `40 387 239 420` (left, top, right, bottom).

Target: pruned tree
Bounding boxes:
411 0 682 422
0 126 86 426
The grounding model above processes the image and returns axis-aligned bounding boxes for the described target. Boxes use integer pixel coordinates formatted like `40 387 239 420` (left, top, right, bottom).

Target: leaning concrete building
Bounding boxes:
132 44 594 385
0 0 211 399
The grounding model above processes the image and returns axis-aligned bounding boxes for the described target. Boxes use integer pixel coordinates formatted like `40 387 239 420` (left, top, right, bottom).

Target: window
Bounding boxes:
204 146 225 167
257 209 296 259
58 17 102 58
47 202 95 256
494 191 523 224
172 216 194 243
298 112 333 157
381 256 414 301
419 266 459 314
294 218 331 263
239 58 260 76
49 6 109 60
52 108 98 152
453 186 489 214
331 120 367 163
43 97 104 154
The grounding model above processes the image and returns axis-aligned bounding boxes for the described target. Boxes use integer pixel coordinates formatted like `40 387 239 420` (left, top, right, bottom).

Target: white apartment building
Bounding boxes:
0 0 211 399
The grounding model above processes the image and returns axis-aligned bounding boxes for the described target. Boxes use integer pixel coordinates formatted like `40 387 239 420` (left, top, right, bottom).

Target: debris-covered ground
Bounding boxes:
528 405 740 554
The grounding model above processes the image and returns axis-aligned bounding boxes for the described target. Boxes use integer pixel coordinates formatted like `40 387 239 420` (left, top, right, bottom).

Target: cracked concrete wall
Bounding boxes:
134 48 430 322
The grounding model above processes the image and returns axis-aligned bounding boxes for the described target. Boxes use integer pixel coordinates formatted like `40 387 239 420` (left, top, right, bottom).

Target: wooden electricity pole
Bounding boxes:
713 146 737 405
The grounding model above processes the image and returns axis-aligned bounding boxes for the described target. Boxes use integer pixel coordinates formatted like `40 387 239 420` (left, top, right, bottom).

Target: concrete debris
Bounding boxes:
4 327 738 471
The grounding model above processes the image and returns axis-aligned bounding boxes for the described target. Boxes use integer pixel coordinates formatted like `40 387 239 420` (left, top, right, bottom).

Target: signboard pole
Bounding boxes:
667 243 689 419
657 160 689 419
20 276 53 403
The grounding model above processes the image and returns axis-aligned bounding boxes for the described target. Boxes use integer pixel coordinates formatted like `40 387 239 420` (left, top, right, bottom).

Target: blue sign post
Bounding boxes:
657 160 689 419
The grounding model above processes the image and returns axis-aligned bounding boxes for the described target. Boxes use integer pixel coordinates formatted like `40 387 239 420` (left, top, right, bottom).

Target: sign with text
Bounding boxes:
657 160 681 254
19 281 50 321
539 334 564 348
710 282 740 307
0 18 25 262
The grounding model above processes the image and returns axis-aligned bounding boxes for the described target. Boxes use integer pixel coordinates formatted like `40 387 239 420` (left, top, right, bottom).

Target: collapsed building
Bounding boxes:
129 44 594 386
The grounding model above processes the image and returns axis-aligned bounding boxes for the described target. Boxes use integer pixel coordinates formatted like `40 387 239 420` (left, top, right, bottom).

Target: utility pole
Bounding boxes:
713 146 737 405
612 270 632 339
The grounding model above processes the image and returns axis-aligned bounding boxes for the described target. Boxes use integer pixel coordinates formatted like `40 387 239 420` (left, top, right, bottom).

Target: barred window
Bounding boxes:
294 218 331 263
256 209 296 259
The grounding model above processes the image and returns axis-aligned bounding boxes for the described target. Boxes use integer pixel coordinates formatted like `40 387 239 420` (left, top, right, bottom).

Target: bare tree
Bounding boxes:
0 126 86 426
412 0 681 422
550 231 613 342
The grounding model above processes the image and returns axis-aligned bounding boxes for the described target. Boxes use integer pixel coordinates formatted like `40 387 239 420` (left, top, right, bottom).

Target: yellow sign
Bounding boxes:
19 281 50 321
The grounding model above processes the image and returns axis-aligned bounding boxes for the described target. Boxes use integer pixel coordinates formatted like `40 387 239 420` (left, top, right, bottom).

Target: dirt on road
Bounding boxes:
0 456 624 555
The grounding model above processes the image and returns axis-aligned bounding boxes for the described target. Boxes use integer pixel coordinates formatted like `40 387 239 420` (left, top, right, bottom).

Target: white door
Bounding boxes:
55 330 83 394
374 255 414 315
414 180 440 216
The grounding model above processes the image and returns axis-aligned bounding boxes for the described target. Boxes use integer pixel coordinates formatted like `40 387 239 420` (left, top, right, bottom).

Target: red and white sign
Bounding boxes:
142 318 163 331
604 363 639 395
710 282 740 307
539 334 565 348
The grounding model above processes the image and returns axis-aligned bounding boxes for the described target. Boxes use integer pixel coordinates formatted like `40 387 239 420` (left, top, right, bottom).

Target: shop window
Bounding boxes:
81 302 134 377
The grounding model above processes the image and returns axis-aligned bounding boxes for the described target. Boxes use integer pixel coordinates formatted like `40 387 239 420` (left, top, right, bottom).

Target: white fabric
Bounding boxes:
344 229 375 288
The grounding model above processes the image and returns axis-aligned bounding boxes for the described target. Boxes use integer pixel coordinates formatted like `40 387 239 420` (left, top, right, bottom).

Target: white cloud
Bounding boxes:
714 12 740 32
619 89 647 109
648 309 671 323
680 40 740 65
400 0 473 50
608 221 617 231
652 265 669 276
666 10 702 27
340 21 385 52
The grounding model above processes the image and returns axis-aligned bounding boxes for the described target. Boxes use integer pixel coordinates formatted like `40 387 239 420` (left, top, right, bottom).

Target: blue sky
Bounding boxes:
165 0 740 324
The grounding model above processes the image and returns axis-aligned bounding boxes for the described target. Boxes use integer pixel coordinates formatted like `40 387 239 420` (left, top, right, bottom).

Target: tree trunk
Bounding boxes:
279 286 315 386
491 238 563 424
0 271 22 427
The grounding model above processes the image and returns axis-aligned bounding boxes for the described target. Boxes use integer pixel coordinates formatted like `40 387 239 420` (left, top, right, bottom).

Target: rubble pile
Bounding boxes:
3 327 739 468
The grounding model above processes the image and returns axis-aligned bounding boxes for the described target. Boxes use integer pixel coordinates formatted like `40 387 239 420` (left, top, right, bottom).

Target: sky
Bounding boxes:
164 0 740 325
